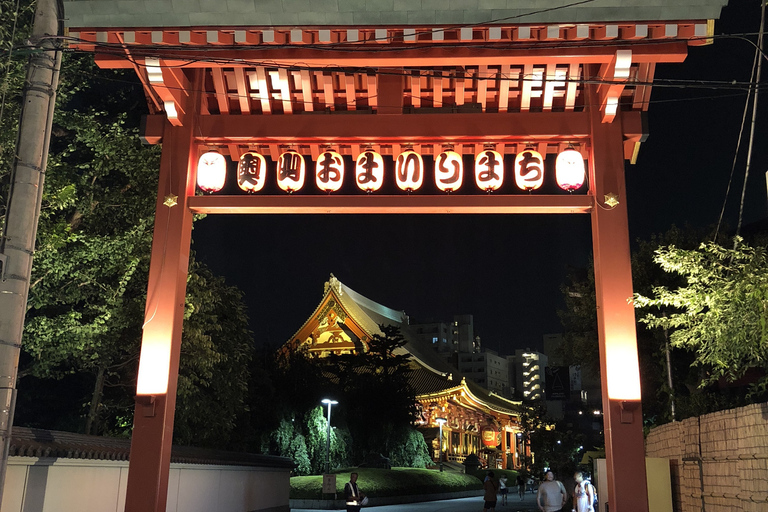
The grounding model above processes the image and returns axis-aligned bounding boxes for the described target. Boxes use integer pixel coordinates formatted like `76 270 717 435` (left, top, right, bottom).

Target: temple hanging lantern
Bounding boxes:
435 150 463 192
276 150 306 193
474 150 504 191
237 151 267 192
395 149 424 192
355 150 384 192
514 148 544 191
316 150 345 192
480 425 501 447
196 150 226 192
555 148 586 191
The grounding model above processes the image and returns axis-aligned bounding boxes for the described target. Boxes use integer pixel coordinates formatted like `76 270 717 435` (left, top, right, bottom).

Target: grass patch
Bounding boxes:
290 467 484 499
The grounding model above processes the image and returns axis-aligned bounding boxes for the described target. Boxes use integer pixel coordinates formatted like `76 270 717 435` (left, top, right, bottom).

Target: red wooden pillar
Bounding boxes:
588 82 649 512
124 72 200 512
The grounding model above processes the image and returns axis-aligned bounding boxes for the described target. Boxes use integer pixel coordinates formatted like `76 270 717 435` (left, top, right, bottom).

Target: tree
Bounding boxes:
634 237 768 395
1 23 255 443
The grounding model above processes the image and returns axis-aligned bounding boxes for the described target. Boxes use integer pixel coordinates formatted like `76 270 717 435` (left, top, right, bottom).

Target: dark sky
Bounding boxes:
192 0 767 355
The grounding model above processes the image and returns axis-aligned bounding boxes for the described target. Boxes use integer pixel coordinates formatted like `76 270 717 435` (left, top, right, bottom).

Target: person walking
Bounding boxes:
572 471 595 512
499 474 508 505
536 470 567 512
516 474 526 500
344 472 366 512
483 471 499 512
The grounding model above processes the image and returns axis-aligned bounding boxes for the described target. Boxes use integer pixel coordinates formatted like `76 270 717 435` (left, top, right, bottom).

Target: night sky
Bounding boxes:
191 0 768 355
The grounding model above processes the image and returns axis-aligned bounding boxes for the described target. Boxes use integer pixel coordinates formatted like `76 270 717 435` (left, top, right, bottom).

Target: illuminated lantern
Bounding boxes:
480 425 501 447
196 150 226 192
514 148 544 191
355 150 384 192
555 148 586 191
237 151 267 192
434 151 463 192
474 150 504 191
395 149 424 191
315 150 345 192
276 150 306 193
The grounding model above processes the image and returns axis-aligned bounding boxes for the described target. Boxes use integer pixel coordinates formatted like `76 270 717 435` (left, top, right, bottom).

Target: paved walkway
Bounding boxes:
293 489 541 512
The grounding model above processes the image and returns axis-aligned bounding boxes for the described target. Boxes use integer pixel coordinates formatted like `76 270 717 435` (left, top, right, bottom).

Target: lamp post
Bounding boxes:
321 399 338 474
436 417 447 472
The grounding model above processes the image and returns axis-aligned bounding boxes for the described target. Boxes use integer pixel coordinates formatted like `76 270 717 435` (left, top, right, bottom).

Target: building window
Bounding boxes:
432 337 438 343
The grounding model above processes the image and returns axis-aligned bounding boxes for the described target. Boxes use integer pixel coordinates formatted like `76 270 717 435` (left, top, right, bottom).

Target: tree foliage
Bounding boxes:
1 8 255 445
634 238 768 393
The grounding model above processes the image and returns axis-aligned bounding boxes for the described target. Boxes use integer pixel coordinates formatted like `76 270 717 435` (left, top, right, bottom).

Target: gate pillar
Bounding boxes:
588 82 649 512
124 73 200 512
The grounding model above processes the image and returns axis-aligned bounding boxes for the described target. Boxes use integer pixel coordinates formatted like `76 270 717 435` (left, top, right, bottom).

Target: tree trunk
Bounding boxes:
85 365 106 435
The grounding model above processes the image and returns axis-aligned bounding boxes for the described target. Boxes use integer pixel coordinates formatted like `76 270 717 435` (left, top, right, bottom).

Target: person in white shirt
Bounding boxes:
572 471 595 512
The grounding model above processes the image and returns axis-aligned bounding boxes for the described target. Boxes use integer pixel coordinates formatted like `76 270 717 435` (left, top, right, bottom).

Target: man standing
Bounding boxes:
344 472 366 512
483 471 499 512
537 471 567 512
572 471 595 512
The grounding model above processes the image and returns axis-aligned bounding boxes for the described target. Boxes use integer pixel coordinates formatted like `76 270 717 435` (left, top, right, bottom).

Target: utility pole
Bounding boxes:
0 0 62 502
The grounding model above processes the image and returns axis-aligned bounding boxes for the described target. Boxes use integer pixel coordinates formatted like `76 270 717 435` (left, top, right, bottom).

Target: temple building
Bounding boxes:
282 275 528 469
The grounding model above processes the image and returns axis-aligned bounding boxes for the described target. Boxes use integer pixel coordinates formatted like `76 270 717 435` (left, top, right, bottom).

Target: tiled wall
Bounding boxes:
645 402 768 512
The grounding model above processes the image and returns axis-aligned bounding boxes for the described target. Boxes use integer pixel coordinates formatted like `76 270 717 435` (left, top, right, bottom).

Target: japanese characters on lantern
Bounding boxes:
276 150 306 193
315 150 344 192
355 150 384 192
237 151 267 192
196 150 227 192
514 148 544 191
555 148 586 191
434 151 463 192
395 149 424 191
474 150 504 191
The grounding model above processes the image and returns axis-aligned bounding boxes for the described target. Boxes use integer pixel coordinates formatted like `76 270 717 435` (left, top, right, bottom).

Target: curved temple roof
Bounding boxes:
63 0 729 29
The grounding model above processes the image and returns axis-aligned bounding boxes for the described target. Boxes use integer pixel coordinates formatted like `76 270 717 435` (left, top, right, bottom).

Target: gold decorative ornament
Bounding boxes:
163 194 178 207
604 193 620 208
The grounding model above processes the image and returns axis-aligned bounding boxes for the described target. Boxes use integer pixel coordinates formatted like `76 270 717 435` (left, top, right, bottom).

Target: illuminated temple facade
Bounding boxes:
283 275 527 469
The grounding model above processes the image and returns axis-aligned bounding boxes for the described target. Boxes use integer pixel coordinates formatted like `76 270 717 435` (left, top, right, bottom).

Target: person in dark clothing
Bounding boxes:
344 472 366 512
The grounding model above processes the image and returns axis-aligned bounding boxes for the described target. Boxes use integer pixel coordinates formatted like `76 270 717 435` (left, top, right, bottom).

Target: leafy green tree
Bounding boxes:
634 238 768 395
1 13 255 443
387 428 432 468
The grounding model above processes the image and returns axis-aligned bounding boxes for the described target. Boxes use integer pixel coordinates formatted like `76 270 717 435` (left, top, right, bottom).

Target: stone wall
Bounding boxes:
645 402 768 512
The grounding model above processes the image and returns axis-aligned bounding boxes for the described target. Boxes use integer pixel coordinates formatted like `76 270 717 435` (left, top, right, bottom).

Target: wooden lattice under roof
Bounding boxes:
69 19 710 160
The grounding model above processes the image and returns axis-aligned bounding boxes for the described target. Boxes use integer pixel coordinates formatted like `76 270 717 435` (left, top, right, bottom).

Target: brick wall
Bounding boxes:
645 402 768 512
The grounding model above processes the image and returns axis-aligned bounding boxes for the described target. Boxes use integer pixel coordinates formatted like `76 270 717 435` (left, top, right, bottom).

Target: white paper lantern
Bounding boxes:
514 149 544 191
435 151 463 192
474 150 504 191
395 150 424 191
355 150 384 192
276 150 306 193
315 151 345 192
197 151 227 192
237 151 267 192
555 148 586 191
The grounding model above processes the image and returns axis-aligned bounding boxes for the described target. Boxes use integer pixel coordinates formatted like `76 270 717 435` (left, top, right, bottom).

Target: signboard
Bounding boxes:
322 473 337 494
545 366 571 400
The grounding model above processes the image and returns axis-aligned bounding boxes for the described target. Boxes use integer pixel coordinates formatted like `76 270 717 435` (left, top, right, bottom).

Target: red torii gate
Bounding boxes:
67 14 715 512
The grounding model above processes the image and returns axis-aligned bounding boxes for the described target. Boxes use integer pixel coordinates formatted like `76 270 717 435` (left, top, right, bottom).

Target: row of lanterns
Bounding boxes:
196 147 587 194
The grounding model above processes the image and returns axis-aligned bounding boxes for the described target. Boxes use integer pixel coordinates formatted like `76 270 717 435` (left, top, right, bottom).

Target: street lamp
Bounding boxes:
321 399 338 474
435 417 447 472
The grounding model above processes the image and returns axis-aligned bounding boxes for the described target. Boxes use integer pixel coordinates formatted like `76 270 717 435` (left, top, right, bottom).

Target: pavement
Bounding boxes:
293 488 542 512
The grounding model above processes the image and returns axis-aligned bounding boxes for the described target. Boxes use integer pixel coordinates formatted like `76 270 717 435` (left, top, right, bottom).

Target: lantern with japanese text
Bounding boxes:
395 149 424 192
480 425 501 447
474 150 504 191
316 150 344 192
276 150 306 193
434 150 463 192
555 148 586 191
237 151 267 192
196 150 226 192
514 148 544 191
355 150 384 192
